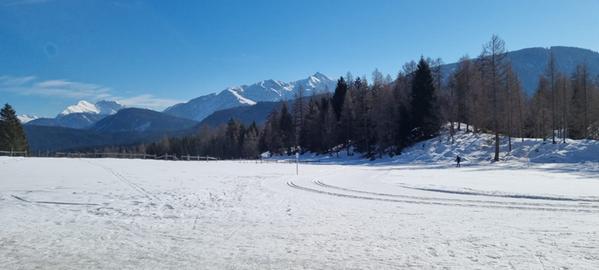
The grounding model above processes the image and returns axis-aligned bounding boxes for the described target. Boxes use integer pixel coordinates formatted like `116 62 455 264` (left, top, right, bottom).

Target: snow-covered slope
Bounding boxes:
396 128 599 164
17 114 38 124
164 72 335 121
273 125 599 165
59 100 124 116
60 100 100 115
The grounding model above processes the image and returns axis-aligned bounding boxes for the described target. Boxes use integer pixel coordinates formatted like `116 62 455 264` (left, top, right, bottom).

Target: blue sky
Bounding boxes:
1 0 598 117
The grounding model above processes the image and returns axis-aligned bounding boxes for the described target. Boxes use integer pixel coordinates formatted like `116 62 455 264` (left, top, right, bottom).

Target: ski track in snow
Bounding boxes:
287 181 599 213
313 180 599 210
1 157 599 269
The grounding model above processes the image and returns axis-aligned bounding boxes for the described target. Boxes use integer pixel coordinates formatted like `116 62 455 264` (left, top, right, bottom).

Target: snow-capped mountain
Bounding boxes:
17 114 38 124
28 100 125 129
59 100 124 116
164 72 335 121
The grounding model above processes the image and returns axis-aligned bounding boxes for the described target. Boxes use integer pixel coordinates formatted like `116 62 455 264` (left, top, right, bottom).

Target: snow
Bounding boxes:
17 114 38 123
59 100 124 116
226 89 257 105
272 126 599 167
1 155 598 269
60 100 100 115
164 73 335 121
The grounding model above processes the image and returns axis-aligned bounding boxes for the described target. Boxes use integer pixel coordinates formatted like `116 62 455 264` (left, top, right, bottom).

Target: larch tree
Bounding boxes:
545 49 558 144
480 35 507 161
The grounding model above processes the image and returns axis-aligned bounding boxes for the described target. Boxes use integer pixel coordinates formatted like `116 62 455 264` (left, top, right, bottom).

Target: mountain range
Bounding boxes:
164 72 335 121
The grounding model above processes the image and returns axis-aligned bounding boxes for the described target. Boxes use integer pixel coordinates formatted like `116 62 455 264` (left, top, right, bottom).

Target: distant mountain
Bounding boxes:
198 101 282 127
24 125 117 152
17 114 38 124
164 72 335 121
91 108 197 133
59 100 124 116
27 100 125 129
27 113 106 129
442 46 599 95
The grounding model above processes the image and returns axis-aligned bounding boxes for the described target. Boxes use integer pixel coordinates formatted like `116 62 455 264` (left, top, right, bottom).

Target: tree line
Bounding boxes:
120 35 599 160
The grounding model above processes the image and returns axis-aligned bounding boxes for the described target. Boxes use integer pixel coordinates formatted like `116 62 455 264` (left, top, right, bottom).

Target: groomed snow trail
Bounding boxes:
1 157 598 269
287 180 599 213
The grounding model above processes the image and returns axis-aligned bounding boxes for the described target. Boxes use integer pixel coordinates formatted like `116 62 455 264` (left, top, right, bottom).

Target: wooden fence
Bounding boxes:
0 150 28 157
0 150 217 161
52 152 218 161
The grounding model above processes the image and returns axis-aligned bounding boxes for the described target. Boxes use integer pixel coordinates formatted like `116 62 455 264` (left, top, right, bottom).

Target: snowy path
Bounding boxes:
1 157 598 269
287 180 599 213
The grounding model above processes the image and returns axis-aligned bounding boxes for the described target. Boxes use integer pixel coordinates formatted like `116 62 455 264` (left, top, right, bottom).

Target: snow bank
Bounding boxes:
270 128 599 165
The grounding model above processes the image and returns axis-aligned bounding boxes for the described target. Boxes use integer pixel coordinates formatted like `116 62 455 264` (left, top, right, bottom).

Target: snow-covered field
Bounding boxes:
1 156 598 269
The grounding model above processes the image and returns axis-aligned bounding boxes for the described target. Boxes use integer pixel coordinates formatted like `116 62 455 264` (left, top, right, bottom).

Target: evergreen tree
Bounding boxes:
0 104 29 152
339 89 355 155
278 102 295 152
331 77 348 120
224 118 242 158
241 121 260 158
410 58 441 141
303 97 323 152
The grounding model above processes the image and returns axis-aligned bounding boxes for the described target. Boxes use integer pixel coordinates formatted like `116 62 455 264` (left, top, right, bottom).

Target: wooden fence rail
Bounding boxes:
11 151 220 161
0 150 28 157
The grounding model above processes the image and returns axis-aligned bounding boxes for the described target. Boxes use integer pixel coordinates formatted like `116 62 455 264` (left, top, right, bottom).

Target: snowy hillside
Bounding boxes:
398 129 599 165
164 72 335 121
276 126 599 166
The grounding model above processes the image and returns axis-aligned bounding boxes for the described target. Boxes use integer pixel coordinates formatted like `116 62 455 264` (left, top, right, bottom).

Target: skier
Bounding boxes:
455 155 461 167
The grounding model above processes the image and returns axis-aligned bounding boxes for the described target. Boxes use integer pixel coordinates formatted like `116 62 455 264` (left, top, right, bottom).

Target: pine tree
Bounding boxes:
224 118 241 158
241 121 260 158
278 102 295 153
303 97 323 152
410 58 441 142
331 77 348 120
0 104 29 152
339 89 355 155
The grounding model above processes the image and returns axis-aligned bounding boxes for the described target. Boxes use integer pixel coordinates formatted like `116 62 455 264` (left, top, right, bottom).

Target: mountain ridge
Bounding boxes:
164 72 335 121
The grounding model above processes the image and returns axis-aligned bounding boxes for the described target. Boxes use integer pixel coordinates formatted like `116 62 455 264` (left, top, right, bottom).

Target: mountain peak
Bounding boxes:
59 100 98 116
17 114 38 124
59 100 124 116
312 72 329 80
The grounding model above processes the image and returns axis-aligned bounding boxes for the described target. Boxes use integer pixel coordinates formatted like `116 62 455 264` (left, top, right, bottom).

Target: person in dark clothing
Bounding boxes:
455 155 461 167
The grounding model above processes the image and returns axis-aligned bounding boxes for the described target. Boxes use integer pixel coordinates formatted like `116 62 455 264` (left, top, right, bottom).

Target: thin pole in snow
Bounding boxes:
295 151 299 176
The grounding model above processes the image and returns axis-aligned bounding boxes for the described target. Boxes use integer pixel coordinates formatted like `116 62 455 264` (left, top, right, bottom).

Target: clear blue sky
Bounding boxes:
1 0 598 117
